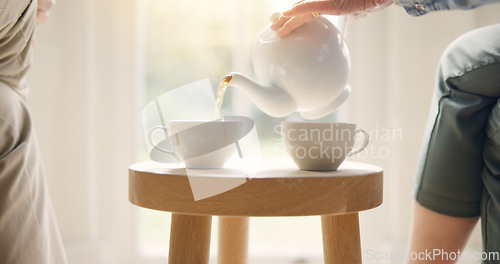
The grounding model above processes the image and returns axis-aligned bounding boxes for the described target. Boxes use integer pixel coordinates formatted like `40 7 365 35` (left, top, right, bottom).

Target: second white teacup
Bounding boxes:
281 122 369 171
149 120 241 169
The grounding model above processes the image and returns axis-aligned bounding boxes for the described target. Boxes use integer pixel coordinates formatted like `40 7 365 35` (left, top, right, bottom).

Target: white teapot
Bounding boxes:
227 14 351 120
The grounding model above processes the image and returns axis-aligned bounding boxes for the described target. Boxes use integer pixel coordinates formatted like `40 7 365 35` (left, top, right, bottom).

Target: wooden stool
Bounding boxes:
129 159 383 264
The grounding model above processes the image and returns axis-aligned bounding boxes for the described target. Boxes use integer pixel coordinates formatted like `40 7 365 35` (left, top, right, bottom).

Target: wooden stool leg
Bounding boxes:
168 213 212 264
218 216 249 264
321 213 362 264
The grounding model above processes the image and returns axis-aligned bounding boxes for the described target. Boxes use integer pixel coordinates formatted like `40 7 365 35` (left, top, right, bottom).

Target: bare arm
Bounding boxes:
405 201 479 264
271 0 393 38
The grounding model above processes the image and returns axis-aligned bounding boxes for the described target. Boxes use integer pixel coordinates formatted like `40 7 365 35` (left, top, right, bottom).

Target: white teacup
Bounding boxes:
149 120 241 169
281 122 369 171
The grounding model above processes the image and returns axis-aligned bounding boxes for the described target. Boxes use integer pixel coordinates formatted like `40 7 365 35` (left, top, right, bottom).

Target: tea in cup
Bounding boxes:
149 120 242 169
281 122 369 171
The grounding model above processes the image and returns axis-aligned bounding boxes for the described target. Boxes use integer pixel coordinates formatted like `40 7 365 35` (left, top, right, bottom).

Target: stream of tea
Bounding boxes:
213 75 232 120
213 75 244 158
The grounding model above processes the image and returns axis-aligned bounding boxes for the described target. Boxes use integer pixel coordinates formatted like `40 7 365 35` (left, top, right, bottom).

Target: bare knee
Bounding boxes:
437 24 500 97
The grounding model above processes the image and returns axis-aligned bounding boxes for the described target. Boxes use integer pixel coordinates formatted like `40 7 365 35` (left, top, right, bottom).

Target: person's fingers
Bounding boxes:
270 15 291 31
291 0 306 8
38 0 55 13
282 1 339 17
36 10 50 24
37 0 55 24
275 14 315 38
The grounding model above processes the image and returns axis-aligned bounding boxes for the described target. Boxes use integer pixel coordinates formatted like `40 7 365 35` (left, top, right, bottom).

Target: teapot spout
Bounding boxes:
227 72 298 117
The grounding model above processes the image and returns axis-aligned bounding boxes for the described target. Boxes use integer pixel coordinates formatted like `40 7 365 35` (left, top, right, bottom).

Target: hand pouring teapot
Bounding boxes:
226 14 351 120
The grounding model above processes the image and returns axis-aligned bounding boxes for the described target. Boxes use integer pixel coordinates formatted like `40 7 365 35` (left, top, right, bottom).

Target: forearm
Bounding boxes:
405 201 479 264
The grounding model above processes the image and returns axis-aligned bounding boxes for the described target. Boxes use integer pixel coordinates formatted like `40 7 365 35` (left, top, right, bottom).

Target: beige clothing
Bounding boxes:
0 0 67 263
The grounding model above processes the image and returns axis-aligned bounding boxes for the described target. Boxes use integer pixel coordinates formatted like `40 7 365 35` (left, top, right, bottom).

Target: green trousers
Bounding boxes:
414 23 500 261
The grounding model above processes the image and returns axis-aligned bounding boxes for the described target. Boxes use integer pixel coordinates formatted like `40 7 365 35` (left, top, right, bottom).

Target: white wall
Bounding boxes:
28 0 144 263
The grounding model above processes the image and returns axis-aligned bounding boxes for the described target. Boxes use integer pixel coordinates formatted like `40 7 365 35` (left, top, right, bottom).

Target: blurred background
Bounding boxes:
27 0 500 263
